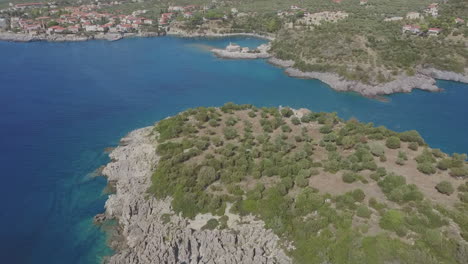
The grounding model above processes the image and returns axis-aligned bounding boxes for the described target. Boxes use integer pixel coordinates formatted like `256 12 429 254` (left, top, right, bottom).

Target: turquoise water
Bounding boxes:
0 36 467 263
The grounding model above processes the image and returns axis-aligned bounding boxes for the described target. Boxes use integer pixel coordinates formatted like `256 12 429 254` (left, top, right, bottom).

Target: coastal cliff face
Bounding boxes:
101 127 291 264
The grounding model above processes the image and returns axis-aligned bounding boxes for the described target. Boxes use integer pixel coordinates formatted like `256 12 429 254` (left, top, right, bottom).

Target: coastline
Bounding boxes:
2 29 466 97
193 36 468 98
0 31 162 43
166 29 275 41
97 126 291 264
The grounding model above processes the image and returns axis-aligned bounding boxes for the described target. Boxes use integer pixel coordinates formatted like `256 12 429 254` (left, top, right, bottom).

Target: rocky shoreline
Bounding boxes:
0 31 162 43
97 126 291 264
267 58 468 98
166 29 275 41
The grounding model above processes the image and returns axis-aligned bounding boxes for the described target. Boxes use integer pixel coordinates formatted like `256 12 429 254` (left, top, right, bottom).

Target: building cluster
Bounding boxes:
1 2 159 35
159 5 200 25
379 2 466 37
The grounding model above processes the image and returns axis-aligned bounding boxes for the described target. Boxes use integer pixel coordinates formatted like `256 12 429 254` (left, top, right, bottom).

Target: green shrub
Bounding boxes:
209 119 219 127
435 181 454 195
386 136 401 149
450 167 468 178
459 192 468 203
415 149 436 164
281 107 294 117
281 124 292 133
342 172 357 183
398 151 408 161
295 175 309 188
223 127 238 140
379 174 406 194
396 158 405 166
202 218 219 230
295 187 324 215
356 205 372 218
437 159 452 170
380 209 404 231
417 162 436 175
291 117 301 125
248 111 256 118
432 149 444 158
197 166 218 188
399 130 424 145
458 182 468 192
351 189 366 202
225 116 238 126
320 125 333 134
408 142 419 151
369 142 385 157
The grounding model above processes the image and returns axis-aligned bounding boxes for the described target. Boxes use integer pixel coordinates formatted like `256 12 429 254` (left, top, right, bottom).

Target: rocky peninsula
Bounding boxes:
212 42 271 59
98 126 291 264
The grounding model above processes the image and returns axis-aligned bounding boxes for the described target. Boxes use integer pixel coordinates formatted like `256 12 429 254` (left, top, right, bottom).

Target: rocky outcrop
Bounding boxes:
100 127 292 264
420 68 468 84
212 43 271 59
285 67 439 97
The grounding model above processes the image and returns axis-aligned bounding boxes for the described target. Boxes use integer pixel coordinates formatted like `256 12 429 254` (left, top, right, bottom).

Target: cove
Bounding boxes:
0 36 467 264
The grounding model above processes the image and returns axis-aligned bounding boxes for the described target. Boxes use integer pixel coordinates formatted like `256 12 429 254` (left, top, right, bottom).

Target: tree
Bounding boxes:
435 181 454 195
386 136 401 149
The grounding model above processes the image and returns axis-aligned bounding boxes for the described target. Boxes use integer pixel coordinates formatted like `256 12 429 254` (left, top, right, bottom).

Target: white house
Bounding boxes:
406 12 420 20
85 25 98 32
168 6 184 12
428 28 442 36
384 16 403 22
425 3 438 17
402 25 421 34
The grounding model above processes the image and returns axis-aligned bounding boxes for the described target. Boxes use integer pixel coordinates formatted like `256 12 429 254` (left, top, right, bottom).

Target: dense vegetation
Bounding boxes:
149 103 468 264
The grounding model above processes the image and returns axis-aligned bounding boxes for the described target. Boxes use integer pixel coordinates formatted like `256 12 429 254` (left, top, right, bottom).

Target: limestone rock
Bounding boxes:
99 127 292 264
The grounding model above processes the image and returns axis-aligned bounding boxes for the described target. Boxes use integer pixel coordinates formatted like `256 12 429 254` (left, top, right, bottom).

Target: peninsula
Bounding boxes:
97 103 468 264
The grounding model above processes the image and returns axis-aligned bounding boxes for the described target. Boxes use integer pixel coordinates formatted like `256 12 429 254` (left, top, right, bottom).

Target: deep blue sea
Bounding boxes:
0 36 467 264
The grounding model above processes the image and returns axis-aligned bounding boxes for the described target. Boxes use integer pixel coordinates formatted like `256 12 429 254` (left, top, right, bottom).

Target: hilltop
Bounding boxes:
99 103 468 264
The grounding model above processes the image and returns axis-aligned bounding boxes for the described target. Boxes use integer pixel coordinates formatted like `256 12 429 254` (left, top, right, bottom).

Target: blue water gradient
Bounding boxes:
0 36 467 263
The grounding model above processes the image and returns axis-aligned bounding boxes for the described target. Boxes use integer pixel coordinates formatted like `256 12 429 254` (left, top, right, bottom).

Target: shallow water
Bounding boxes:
0 36 467 263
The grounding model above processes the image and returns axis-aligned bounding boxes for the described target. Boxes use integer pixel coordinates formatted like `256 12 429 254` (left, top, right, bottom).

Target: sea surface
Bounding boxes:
0 36 467 264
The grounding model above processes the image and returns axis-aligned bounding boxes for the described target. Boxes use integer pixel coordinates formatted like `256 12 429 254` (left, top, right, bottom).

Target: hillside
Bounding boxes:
145 103 468 264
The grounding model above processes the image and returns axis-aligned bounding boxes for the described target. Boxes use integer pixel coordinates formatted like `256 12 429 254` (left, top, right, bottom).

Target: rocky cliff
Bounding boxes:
99 127 291 264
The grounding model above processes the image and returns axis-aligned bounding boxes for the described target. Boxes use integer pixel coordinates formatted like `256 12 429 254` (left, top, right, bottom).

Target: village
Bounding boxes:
0 1 202 39
0 0 466 41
